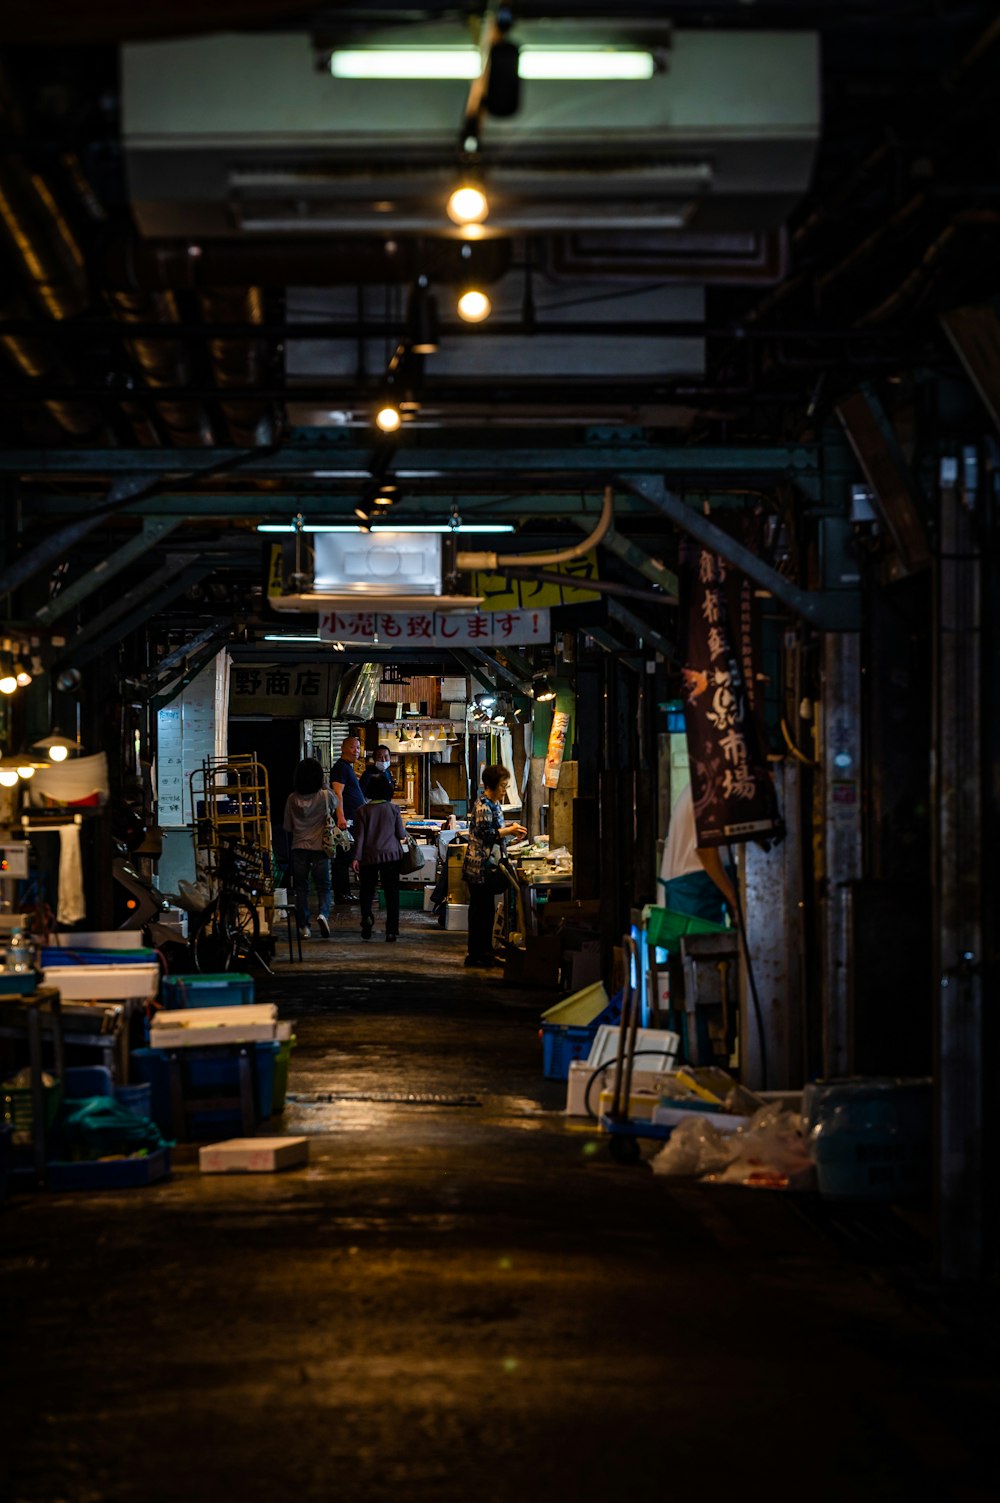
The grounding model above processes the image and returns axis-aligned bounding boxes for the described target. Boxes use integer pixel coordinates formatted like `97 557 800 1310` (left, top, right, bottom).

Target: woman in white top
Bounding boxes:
282 757 339 939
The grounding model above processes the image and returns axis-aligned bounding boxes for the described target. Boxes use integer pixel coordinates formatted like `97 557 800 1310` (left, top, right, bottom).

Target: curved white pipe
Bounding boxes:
456 484 614 572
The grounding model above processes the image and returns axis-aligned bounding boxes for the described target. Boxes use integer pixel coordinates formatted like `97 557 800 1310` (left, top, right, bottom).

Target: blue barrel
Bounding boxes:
807 1077 932 1200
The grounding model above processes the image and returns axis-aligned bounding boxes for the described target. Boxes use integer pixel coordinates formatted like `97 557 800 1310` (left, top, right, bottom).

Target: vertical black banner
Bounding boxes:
678 536 782 847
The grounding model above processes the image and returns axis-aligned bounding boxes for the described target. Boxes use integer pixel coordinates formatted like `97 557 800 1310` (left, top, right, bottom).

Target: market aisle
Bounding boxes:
1 911 997 1503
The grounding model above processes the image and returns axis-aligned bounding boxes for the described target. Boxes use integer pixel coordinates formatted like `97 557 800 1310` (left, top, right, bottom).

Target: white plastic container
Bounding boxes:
444 902 469 932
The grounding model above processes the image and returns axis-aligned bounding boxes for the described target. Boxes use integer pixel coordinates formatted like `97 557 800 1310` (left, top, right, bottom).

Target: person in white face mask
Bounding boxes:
360 744 395 799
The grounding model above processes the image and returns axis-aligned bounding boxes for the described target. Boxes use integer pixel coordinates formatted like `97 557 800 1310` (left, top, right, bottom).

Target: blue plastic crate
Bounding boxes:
160 973 255 1009
46 1147 171 1191
63 1065 114 1099
115 1082 153 1119
130 1043 279 1136
542 1024 598 1081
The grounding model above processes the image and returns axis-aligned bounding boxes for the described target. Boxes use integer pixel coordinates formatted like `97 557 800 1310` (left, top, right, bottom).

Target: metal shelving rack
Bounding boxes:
188 755 274 903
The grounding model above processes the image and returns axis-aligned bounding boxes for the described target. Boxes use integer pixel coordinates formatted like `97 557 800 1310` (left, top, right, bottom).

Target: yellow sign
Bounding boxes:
473 550 601 612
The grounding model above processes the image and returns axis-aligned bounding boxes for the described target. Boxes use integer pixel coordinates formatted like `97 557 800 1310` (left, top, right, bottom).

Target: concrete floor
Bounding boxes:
1 907 998 1502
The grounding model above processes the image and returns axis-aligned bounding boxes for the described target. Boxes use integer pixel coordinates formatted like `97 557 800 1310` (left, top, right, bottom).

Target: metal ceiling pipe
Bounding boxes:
0 296 107 439
0 156 89 320
103 230 514 291
109 289 213 447
198 286 274 447
0 163 114 438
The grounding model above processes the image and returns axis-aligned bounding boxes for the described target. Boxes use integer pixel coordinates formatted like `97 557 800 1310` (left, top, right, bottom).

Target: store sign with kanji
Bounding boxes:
319 608 551 646
230 664 336 716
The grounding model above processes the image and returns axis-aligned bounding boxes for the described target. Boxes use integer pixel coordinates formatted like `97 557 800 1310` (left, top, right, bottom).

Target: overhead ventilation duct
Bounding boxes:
122 28 820 237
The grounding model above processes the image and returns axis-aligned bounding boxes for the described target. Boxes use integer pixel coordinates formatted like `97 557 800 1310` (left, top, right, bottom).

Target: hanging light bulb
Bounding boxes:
14 661 32 688
457 288 491 323
0 671 16 695
447 183 489 227
0 767 18 788
16 761 35 780
34 732 73 761
375 402 402 434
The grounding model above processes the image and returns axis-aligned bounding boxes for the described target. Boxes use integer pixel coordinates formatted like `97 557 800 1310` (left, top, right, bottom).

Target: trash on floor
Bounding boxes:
199 1137 310 1173
652 1101 814 1190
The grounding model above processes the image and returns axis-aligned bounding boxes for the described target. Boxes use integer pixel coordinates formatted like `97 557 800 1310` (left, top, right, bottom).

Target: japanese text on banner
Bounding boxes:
319 608 551 647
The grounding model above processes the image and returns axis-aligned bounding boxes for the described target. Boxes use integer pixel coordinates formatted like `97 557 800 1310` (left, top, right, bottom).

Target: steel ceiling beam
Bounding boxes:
35 517 184 626
150 631 234 711
463 646 529 691
0 444 820 482
607 600 678 663
618 474 860 630
576 520 680 601
67 562 221 668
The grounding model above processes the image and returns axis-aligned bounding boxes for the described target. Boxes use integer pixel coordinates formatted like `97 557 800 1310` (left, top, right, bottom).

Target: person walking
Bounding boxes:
351 772 407 942
282 756 338 939
462 764 526 968
329 731 366 904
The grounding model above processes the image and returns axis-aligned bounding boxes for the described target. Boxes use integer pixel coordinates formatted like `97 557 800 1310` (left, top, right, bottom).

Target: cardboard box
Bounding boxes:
504 935 562 988
199 1137 309 1173
538 899 600 935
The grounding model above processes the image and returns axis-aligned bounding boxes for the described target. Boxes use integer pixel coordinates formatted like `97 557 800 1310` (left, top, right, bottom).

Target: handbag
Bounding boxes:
399 833 425 876
483 843 511 894
322 819 353 857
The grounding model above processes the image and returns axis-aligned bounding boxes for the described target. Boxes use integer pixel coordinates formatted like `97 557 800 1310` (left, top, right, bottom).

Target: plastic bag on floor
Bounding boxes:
48 1097 167 1161
651 1114 735 1177
652 1104 813 1189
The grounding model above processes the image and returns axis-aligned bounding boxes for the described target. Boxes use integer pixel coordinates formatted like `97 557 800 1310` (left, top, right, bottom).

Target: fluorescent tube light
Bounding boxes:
329 47 655 82
257 522 515 535
257 524 363 533
519 50 655 81
263 634 321 642
369 523 516 534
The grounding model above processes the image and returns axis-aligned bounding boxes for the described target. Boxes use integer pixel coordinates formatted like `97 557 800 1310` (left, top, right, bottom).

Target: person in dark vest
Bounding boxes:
352 772 407 942
329 731 365 904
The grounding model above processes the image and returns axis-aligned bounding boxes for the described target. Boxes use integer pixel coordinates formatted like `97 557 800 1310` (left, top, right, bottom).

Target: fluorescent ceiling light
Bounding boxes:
263 634 321 642
329 47 655 82
257 524 362 533
369 523 515 534
258 522 515 534
519 50 655 81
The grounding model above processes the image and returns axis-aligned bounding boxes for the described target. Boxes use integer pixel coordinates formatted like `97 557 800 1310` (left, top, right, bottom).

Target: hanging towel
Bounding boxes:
56 824 86 925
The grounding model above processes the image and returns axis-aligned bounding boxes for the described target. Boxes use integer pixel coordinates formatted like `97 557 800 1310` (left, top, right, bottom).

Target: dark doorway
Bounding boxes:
228 718 303 866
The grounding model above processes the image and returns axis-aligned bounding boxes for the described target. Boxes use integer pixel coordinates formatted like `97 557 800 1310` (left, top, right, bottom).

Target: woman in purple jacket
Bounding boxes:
351 772 407 942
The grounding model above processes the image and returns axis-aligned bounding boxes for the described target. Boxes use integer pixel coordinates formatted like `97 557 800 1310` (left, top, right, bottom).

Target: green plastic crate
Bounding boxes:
644 906 729 950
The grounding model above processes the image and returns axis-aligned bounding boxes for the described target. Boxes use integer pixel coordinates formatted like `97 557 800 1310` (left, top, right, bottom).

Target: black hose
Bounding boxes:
583 1048 680 1120
726 845 769 1091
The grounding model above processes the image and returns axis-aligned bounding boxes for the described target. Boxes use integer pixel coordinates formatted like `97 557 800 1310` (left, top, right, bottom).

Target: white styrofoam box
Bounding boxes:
444 902 469 932
441 677 466 700
44 963 161 1000
423 886 438 912
587 1024 680 1071
565 1061 677 1117
651 1103 750 1133
151 1001 278 1047
49 930 145 950
199 1137 309 1173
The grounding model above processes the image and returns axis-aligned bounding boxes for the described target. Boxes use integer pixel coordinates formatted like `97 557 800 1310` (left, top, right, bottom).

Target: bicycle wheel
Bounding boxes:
191 903 226 974
220 891 260 971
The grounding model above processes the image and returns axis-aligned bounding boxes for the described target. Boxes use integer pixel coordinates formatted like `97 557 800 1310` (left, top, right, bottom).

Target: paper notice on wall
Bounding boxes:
542 711 570 790
156 653 230 827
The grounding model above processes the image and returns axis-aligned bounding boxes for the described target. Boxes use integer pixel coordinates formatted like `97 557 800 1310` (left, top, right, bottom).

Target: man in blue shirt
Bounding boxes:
330 731 366 904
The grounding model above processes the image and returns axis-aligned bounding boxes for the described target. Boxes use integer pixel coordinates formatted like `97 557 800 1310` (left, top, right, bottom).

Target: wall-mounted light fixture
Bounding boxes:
533 673 556 702
407 278 440 354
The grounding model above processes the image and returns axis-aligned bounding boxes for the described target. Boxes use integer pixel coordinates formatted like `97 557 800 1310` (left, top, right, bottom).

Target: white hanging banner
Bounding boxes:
319 607 551 647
